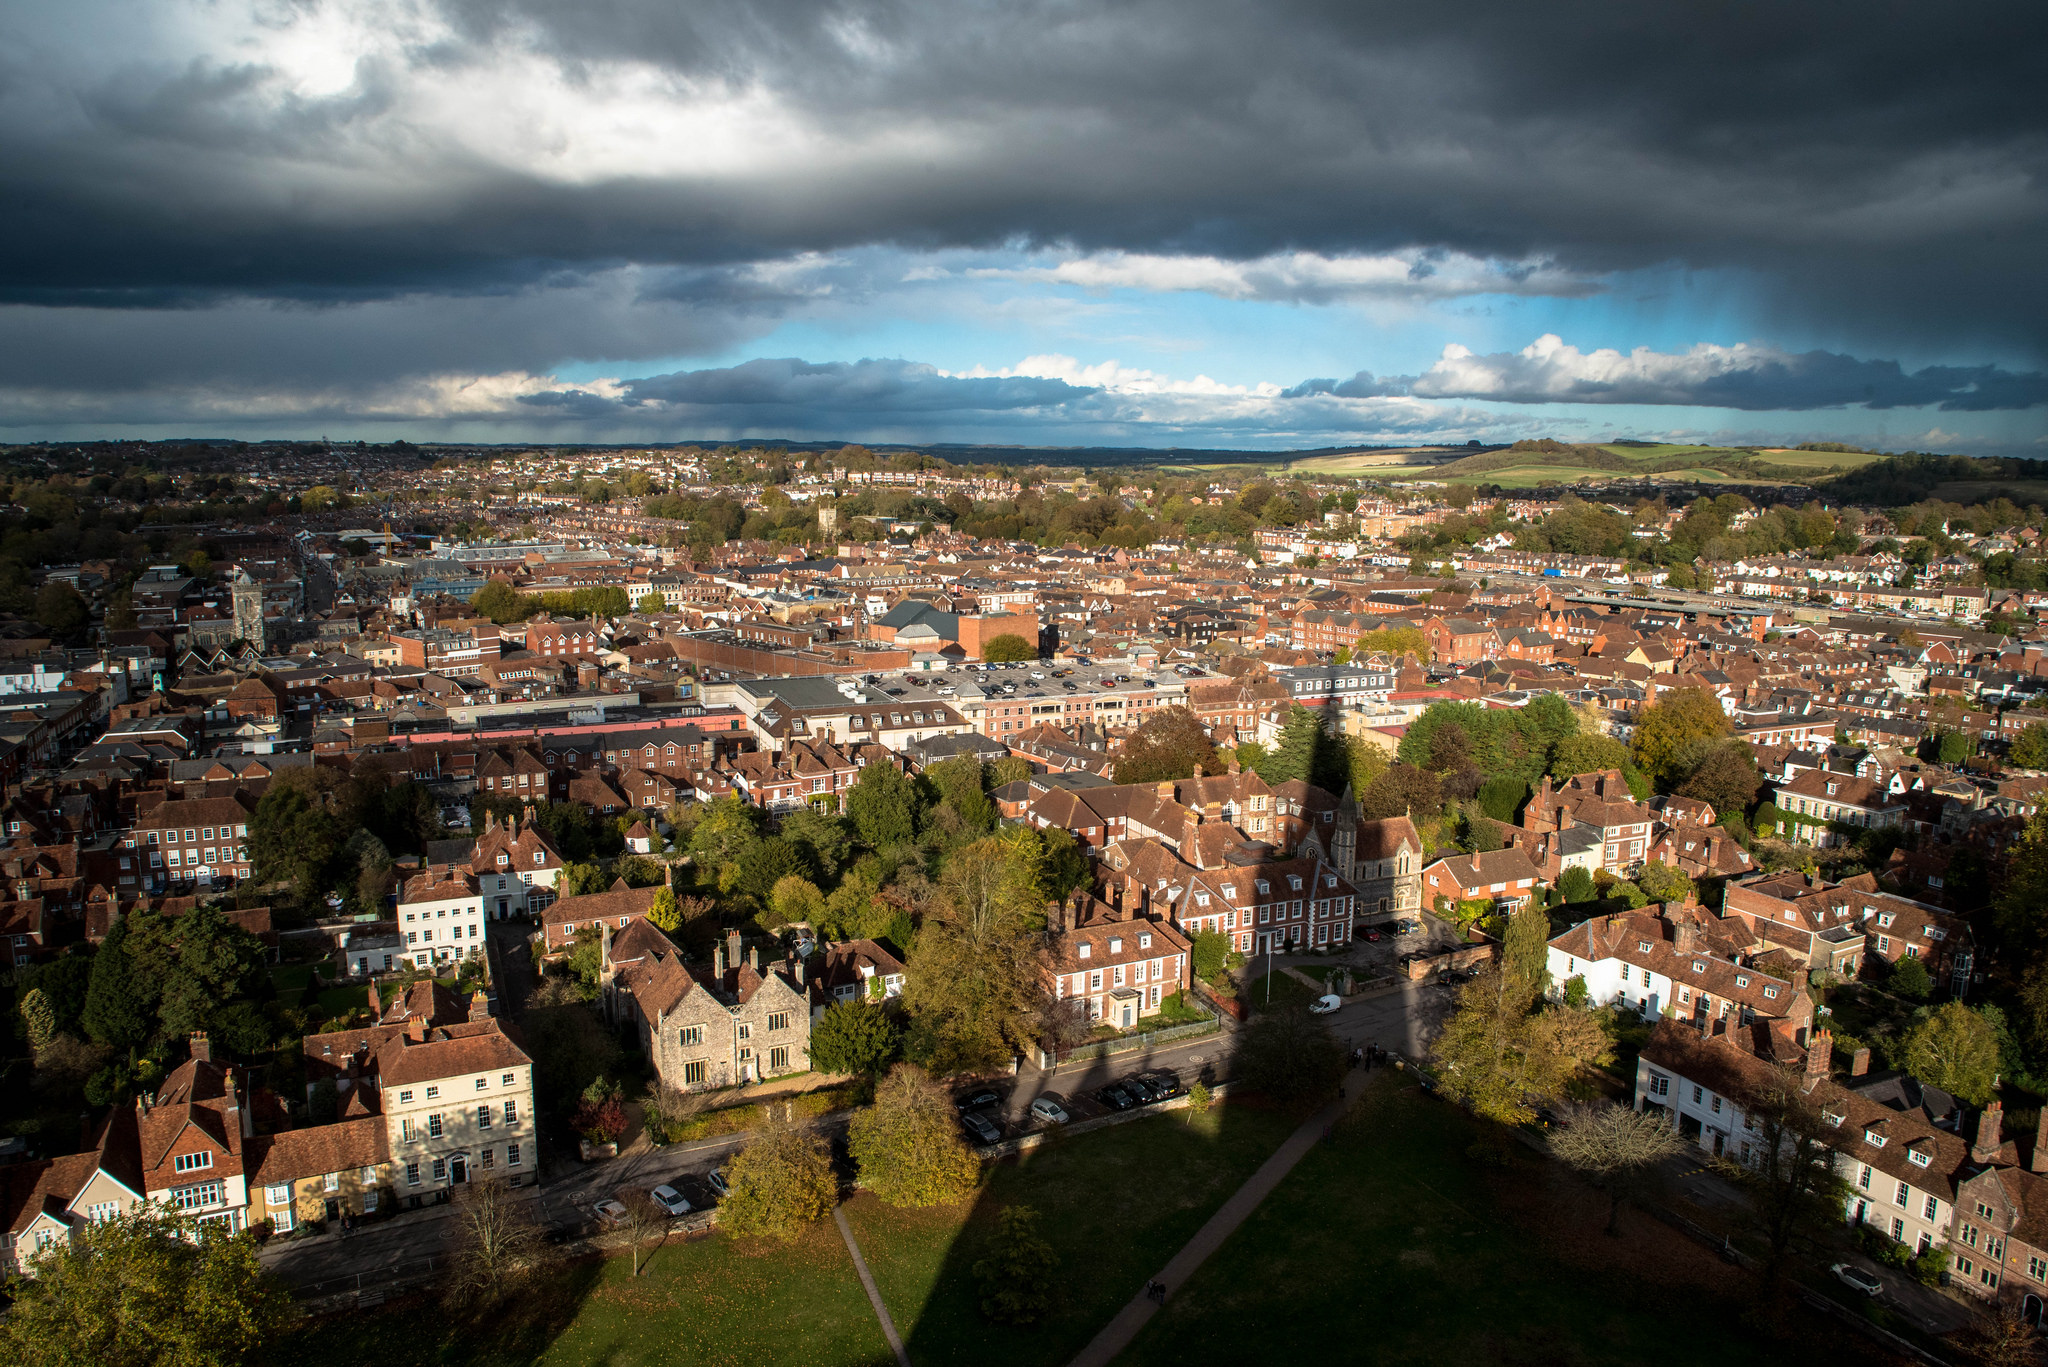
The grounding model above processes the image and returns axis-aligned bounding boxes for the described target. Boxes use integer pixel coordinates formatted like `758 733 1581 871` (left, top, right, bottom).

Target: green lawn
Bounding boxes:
849 1103 1300 1367
1119 1075 1896 1367
280 1101 1299 1367
1243 970 1319 1014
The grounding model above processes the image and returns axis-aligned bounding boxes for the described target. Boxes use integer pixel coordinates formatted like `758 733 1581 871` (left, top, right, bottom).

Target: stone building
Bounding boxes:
603 922 811 1090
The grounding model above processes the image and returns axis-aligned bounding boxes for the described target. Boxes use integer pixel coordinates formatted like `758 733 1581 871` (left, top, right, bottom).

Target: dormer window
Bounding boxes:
1288 876 1303 891
1256 880 1270 894
1638 941 1653 953
1196 893 1211 907
1221 885 1237 899
1864 1128 1887 1148
1139 933 1152 949
1878 913 1895 928
1735 975 1749 988
1692 960 1706 974
1908 1149 1933 1168
1823 1108 1846 1127
1109 938 1123 954
1077 943 1092 959
1763 986 1779 999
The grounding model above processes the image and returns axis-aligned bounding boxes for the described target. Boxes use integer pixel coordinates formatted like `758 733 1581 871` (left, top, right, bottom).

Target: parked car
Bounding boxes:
650 1184 692 1217
706 1169 731 1200
592 1198 628 1227
1141 1071 1185 1100
1395 919 1421 935
1029 1096 1070 1125
1831 1263 1883 1297
962 1112 1003 1145
955 1088 1003 1114
1363 929 1382 942
1123 1076 1164 1104
1096 1083 1136 1111
1309 993 1342 1014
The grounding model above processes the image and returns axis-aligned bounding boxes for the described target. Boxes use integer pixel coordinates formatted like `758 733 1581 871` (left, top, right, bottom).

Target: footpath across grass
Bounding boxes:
850 1102 1299 1367
1119 1074 1901 1367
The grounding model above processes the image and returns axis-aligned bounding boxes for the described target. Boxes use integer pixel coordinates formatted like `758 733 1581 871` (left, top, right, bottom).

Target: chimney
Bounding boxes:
1803 1028 1832 1089
1192 762 1203 780
726 929 743 973
189 1031 211 1064
2033 1109 2048 1176
469 990 490 1023
1672 918 1701 955
407 1016 426 1043
714 941 727 976
226 1066 252 1139
1155 780 1175 802
1850 1047 1871 1077
747 946 759 973
1227 758 1241 776
367 979 382 1019
1973 1101 2004 1165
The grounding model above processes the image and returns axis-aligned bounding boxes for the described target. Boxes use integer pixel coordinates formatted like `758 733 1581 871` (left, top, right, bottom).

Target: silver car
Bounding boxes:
1029 1097 1070 1125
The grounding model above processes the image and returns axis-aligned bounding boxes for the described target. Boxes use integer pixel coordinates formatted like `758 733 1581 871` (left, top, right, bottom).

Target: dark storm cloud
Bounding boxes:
524 357 1089 418
1287 342 2048 411
1 0 2041 358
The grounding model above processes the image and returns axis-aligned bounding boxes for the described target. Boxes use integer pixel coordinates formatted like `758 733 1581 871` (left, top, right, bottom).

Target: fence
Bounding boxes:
1040 1009 1220 1069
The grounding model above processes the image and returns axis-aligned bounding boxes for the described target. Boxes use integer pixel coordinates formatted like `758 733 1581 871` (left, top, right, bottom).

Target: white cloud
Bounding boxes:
942 354 1283 398
969 250 1603 303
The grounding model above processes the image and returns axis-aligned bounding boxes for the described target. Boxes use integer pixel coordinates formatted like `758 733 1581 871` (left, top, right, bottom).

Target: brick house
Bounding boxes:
1046 896 1191 1030
604 924 812 1088
139 1036 255 1233
1516 770 1654 875
127 795 256 891
1421 846 1542 912
0 1108 146 1272
806 938 907 1015
542 878 670 953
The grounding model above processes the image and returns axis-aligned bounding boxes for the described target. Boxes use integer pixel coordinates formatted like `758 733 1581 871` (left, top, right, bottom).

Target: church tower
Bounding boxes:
230 569 266 653
1331 781 1359 882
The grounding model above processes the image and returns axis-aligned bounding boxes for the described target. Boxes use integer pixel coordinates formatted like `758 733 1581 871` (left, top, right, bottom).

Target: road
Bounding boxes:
262 968 1455 1290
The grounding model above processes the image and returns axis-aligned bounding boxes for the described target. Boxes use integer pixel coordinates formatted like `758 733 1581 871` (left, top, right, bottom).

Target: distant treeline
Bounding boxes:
1816 454 2048 508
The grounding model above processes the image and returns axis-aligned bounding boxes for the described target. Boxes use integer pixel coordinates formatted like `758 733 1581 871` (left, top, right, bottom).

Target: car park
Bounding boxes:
962 1112 1003 1145
1096 1083 1136 1111
1309 993 1342 1014
1123 1076 1164 1104
650 1184 692 1217
1029 1096 1070 1125
1831 1263 1882 1297
956 1088 1003 1114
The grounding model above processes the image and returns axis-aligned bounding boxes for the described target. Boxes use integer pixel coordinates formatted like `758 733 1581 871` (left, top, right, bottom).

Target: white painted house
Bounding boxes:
396 868 487 968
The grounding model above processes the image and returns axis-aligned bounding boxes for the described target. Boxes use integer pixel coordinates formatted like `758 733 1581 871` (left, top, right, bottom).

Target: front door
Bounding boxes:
450 1155 468 1185
1121 1003 1134 1028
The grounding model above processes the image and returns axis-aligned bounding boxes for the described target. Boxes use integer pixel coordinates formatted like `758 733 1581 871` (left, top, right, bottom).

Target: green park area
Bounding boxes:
280 1104 1300 1367
1120 1075 1895 1367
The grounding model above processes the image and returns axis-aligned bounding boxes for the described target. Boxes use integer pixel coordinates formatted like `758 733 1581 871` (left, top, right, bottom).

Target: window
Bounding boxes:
1647 1074 1669 1097
1139 933 1152 949
1896 1181 1910 1207
680 1025 703 1047
407 1162 421 1186
478 1106 493 1129
1078 943 1092 959
1858 1166 1872 1190
1892 1217 1905 1240
476 1077 488 1091
768 1013 789 1032
481 1148 495 1171
1638 940 1653 953
426 1086 440 1099
174 1152 213 1174
432 1158 446 1182
401 1117 415 1141
1692 1085 1703 1104
1925 1195 1939 1220
1090 970 1103 991
267 1184 291 1205
323 1171 341 1193
684 1061 706 1086
503 1099 518 1124
2030 1256 2047 1283
428 1114 444 1138
737 1023 751 1042
508 1143 522 1168
400 1088 414 1103
172 1181 223 1211
770 1046 789 1071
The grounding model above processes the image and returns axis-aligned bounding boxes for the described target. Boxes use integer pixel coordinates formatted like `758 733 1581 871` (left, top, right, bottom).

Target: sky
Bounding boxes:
1 0 2044 455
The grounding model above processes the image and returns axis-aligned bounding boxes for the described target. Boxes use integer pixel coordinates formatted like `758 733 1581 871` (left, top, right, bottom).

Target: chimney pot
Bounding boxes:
407 1016 426 1043
747 946 759 972
1850 1046 1871 1077
714 942 727 976
189 1031 210 1064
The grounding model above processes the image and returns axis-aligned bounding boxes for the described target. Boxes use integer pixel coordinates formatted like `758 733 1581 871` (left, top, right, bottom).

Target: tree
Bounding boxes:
846 763 920 849
1355 624 1430 662
904 834 1049 1073
768 875 825 929
1112 706 1221 785
1430 967 1611 1126
469 579 526 625
445 1176 548 1311
2012 723 2048 770
18 987 56 1056
0 1207 295 1365
1676 743 1762 814
973 1205 1060 1325
1548 1102 1684 1234
34 582 90 643
247 785 339 891
980 634 1036 663
809 1000 902 1076
635 593 666 615
1549 733 1634 782
1727 1083 1856 1284
1502 905 1550 991
619 1190 668 1278
1235 1004 1348 1108
1936 729 1976 766
718 1123 838 1241
923 756 996 832
1039 826 1089 902
1634 861 1694 905
780 806 854 878
83 914 150 1051
849 1064 982 1207
644 886 681 934
734 837 806 903
1903 1002 2001 1105
1888 953 1932 1000
1557 866 1597 905
688 794 762 869
555 861 607 897
1630 689 1732 789
1190 929 1231 983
